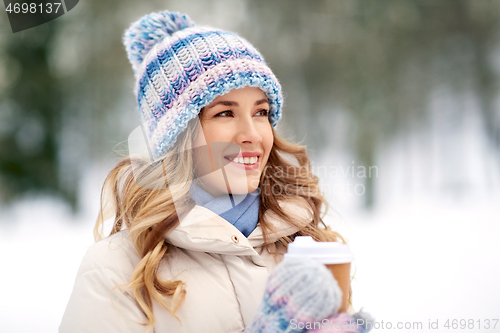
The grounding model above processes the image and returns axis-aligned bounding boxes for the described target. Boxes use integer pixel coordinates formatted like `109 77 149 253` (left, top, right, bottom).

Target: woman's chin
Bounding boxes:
208 182 259 196
195 171 260 196
227 176 260 195
229 186 258 195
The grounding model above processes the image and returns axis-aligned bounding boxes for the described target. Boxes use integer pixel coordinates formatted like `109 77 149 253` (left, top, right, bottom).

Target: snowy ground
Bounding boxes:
345 196 500 332
0 198 95 333
1 193 499 333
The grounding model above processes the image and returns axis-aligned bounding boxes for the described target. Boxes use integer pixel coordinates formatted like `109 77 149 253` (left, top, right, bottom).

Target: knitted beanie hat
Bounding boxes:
123 11 283 160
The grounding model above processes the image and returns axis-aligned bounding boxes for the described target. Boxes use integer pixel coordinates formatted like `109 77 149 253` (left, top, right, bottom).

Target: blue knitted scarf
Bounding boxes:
189 183 260 237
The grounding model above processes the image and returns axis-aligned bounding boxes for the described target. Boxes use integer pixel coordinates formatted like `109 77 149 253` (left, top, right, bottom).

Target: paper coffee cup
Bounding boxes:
285 236 354 313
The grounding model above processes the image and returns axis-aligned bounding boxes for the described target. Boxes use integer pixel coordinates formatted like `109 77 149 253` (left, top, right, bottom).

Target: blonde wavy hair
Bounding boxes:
94 117 346 328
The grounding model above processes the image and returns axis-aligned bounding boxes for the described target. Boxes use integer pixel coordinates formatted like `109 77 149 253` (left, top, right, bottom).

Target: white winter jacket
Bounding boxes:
60 199 312 333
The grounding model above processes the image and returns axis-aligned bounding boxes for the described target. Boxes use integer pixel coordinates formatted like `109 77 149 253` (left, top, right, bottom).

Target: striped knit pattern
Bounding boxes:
123 11 283 159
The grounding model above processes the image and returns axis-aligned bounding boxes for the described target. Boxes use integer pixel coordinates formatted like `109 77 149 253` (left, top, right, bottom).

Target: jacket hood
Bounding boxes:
165 197 313 256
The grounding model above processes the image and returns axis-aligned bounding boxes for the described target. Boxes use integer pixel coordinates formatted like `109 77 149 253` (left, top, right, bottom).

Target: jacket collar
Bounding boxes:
164 198 313 256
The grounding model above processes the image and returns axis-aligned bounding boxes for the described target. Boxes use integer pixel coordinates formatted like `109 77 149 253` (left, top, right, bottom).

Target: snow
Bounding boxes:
0 198 95 333
347 197 500 332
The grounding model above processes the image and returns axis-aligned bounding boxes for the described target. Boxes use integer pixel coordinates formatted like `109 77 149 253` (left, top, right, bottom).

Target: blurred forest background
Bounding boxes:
2 1 500 332
1 0 500 211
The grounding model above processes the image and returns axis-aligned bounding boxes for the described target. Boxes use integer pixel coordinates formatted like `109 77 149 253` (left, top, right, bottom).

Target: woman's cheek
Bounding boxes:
207 122 230 143
262 126 274 151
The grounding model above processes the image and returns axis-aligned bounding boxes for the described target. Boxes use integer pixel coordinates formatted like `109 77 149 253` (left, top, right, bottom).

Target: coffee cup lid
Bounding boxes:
284 236 354 264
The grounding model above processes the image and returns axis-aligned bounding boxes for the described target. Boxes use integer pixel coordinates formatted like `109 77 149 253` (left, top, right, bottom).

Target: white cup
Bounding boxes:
285 236 354 313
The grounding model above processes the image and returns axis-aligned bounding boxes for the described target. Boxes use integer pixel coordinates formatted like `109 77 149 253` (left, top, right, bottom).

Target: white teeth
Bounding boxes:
228 156 259 165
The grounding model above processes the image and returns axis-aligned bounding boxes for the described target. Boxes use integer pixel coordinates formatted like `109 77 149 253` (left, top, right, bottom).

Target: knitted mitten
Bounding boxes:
306 310 374 333
245 258 343 333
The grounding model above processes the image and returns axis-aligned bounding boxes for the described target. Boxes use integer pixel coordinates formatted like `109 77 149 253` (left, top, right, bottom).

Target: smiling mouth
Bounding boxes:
225 156 259 165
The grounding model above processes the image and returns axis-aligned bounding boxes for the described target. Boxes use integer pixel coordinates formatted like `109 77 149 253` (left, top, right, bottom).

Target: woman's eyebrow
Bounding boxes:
207 101 239 109
207 100 238 109
255 98 270 106
206 98 270 109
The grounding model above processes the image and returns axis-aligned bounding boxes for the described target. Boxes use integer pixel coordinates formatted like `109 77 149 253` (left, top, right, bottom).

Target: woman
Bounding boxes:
60 10 346 333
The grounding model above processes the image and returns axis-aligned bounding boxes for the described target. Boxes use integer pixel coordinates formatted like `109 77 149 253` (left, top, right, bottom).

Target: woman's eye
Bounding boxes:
214 110 233 117
255 109 269 116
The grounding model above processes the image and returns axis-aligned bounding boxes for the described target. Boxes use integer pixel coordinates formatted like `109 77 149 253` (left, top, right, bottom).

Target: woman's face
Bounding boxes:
193 87 274 197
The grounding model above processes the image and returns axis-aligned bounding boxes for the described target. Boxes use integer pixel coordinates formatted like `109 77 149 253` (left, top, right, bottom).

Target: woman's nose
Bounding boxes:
235 117 262 144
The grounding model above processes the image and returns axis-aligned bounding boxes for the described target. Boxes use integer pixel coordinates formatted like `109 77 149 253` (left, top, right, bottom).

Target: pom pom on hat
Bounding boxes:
123 11 195 74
